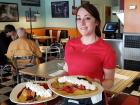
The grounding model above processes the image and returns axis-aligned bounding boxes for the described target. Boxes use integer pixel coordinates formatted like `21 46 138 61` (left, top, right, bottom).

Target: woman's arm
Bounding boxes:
102 68 115 89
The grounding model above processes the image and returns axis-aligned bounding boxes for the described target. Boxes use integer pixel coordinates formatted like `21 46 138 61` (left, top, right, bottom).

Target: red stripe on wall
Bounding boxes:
120 0 124 10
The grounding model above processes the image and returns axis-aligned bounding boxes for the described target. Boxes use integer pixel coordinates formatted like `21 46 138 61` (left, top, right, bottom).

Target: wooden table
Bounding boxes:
33 35 56 44
19 62 140 94
106 68 140 94
33 35 51 40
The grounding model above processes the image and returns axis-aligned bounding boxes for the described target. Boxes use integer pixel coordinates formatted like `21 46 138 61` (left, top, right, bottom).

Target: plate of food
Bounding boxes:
10 81 58 104
47 76 104 99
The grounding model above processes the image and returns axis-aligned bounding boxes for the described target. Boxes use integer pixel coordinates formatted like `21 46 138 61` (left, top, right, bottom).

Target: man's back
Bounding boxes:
6 38 42 60
0 31 12 54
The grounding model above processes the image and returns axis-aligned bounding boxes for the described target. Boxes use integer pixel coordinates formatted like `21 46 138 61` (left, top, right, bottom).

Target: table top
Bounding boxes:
33 36 51 40
19 59 64 78
39 46 49 53
106 68 140 94
60 38 69 43
19 62 140 94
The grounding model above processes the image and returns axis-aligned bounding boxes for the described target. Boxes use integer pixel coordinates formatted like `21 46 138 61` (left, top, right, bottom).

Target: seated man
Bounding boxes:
0 24 17 65
6 27 42 65
6 28 42 82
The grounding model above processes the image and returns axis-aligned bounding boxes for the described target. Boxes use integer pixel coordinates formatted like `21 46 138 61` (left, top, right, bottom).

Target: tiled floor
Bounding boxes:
0 72 16 105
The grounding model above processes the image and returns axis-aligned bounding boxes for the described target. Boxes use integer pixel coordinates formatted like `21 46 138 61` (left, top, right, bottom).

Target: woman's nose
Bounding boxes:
81 19 86 25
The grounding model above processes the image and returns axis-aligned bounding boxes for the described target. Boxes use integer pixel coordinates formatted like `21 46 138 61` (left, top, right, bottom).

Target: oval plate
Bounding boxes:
47 76 104 99
10 81 58 104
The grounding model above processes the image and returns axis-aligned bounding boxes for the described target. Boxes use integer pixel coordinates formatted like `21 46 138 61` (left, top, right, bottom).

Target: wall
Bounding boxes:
45 0 112 29
0 0 46 30
124 0 140 33
0 0 116 37
89 0 112 29
0 0 80 36
45 0 81 28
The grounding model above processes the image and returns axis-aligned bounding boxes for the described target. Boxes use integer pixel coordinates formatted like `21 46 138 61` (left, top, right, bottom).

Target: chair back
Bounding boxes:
13 54 35 83
56 30 61 42
46 44 62 61
59 30 68 42
13 55 35 69
45 29 50 36
50 42 63 50
0 64 12 82
12 50 36 83
13 50 35 67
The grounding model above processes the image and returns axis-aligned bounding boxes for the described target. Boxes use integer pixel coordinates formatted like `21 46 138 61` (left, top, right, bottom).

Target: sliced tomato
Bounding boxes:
62 86 74 93
77 85 85 90
40 83 48 89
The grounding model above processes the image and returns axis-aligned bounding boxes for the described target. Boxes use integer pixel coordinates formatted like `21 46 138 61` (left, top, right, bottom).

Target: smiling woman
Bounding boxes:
63 3 116 105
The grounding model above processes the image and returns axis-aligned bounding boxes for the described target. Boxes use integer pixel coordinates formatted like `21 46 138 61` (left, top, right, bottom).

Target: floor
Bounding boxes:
0 71 139 105
0 72 16 105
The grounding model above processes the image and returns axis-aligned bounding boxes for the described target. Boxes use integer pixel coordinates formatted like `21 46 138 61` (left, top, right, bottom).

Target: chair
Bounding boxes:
13 55 36 83
45 43 63 61
56 30 61 42
45 29 51 36
59 30 68 43
50 42 64 50
0 64 12 83
50 42 64 58
12 50 36 83
44 29 52 46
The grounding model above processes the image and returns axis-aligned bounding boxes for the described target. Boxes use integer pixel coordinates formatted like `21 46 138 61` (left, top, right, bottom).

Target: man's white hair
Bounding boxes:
17 27 26 37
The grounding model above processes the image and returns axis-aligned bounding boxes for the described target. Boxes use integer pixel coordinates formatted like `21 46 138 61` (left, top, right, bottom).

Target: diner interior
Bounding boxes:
0 0 140 105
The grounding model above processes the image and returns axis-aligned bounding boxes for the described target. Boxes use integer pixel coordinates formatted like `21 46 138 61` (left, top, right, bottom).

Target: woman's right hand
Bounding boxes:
94 78 101 84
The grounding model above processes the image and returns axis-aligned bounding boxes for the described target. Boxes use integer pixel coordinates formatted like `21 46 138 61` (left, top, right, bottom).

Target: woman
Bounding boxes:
63 3 116 105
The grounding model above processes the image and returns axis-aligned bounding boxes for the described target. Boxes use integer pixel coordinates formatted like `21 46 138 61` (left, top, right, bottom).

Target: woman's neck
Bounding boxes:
81 35 98 45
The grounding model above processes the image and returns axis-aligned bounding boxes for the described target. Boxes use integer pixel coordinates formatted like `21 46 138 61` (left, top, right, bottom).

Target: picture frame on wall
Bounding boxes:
81 0 90 5
51 1 69 18
25 10 36 22
21 0 40 7
105 6 111 23
72 0 77 15
0 2 19 22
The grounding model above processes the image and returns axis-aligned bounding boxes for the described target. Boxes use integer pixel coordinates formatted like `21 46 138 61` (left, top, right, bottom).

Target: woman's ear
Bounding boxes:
95 21 99 26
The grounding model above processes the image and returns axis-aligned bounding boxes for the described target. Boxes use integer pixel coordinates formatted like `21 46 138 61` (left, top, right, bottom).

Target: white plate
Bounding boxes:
10 81 58 104
47 76 104 99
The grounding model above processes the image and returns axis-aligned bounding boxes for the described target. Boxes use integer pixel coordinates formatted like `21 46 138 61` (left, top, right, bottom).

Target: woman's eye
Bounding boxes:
76 18 81 20
85 17 91 20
